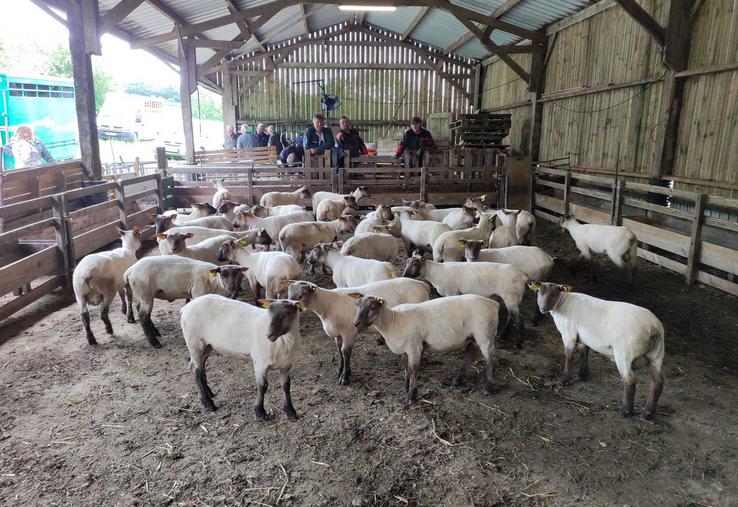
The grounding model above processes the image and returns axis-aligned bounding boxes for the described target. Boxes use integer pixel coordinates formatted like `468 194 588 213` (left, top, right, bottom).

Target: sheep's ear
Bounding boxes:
239 267 249 273
346 292 364 300
170 213 177 220
156 233 167 240
184 233 194 239
208 268 220 277
527 282 541 293
560 285 572 292
132 226 141 234
376 298 386 305
257 299 272 309
457 240 467 248
278 279 292 291
479 195 486 202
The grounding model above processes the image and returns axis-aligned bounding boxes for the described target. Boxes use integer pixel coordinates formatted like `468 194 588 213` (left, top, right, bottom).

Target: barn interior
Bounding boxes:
1 1 738 505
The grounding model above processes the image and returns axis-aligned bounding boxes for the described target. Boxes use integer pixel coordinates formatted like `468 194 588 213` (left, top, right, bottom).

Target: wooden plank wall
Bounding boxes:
481 0 738 193
226 24 473 143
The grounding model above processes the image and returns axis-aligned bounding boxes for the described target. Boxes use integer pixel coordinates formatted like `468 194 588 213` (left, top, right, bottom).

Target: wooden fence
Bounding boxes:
533 164 738 296
0 174 162 322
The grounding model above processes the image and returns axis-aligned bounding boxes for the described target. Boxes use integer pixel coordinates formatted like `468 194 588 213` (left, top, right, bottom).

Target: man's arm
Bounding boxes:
38 140 55 162
395 131 408 157
357 132 368 155
424 131 436 150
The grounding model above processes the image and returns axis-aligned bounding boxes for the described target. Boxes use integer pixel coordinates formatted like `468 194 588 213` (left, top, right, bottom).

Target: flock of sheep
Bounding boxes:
71 179 665 423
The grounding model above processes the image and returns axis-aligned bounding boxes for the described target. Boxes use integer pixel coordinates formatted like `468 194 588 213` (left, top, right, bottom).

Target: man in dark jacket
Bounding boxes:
267 125 283 153
395 116 435 167
303 114 334 156
280 136 305 167
255 123 269 147
336 116 368 158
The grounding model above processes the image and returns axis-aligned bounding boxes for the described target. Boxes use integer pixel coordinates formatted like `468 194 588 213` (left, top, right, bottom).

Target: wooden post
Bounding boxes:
29 175 41 199
156 146 168 176
154 173 163 214
133 157 141 176
685 191 706 285
115 181 127 228
179 38 197 164
55 171 67 193
420 166 428 202
51 193 72 287
563 169 572 216
247 166 254 205
67 0 102 180
338 164 345 194
528 45 546 161
222 66 238 132
612 180 624 226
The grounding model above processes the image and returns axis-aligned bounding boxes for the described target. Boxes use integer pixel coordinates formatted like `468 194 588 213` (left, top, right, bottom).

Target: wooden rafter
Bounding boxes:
402 6 430 40
224 0 252 40
491 0 525 18
299 4 310 35
98 0 145 32
444 32 475 54
614 0 666 46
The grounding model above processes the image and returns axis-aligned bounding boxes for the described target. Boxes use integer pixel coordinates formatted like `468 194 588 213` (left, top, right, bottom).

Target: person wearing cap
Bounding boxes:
395 116 435 167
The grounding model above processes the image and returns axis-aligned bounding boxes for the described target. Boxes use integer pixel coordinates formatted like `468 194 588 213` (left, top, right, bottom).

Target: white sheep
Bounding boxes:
232 210 314 250
124 257 247 348
340 230 399 262
420 207 461 222
357 204 400 236
489 223 519 248
180 294 305 419
403 255 527 345
442 206 477 230
529 282 664 419
461 240 554 281
72 227 141 345
166 202 217 222
353 294 500 402
279 216 356 261
432 213 493 262
157 226 271 255
397 210 451 255
251 204 306 217
154 213 233 234
516 210 536 245
312 186 370 212
402 199 436 210
464 195 489 212
260 186 311 207
218 239 303 301
156 233 237 264
316 195 357 221
305 242 396 287
561 215 638 287
216 200 239 222
286 278 430 385
212 179 232 209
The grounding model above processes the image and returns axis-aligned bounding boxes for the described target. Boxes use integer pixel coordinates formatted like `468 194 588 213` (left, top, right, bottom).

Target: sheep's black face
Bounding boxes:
463 240 484 262
299 187 311 199
195 202 217 215
217 241 237 262
168 233 188 254
537 282 564 314
217 200 236 215
251 206 269 218
353 296 383 329
216 266 248 299
254 229 273 246
358 186 370 198
377 205 393 221
286 281 316 304
305 245 326 273
343 195 358 208
402 256 424 278
154 215 174 233
267 301 300 341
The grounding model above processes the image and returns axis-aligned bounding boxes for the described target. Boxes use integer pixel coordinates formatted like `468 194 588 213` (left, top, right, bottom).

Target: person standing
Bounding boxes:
223 125 238 149
336 116 368 158
267 125 283 153
303 114 334 159
236 124 258 149
395 116 435 167
256 123 269 147
5 125 55 169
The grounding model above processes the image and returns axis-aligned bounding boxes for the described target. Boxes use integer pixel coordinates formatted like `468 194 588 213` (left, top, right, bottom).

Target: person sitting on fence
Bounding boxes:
303 114 335 161
236 124 259 149
267 125 283 153
395 116 435 168
335 116 368 167
256 123 270 147
3 125 55 169
223 125 238 149
280 136 305 167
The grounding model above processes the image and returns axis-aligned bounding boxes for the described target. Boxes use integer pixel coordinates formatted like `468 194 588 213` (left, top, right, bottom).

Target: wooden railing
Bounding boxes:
533 165 738 296
194 147 278 165
0 174 162 322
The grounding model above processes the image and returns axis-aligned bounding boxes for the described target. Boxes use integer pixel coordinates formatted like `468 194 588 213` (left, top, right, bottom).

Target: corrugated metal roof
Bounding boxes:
93 0 594 79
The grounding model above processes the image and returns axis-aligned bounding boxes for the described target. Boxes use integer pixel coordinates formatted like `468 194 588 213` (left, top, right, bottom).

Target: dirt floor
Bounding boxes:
1 220 737 506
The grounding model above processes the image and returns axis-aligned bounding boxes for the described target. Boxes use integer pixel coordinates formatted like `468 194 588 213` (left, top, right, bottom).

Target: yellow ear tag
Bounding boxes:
377 298 386 305
238 238 248 247
457 240 466 248
527 283 540 293
208 268 218 277
480 195 486 202
257 299 272 309
347 292 364 300
562 285 572 292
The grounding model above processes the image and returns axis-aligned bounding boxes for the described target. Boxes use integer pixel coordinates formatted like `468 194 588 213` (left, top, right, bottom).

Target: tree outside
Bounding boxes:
45 45 112 113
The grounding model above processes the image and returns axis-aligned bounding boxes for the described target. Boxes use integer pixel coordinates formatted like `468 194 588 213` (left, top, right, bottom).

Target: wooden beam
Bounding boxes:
402 6 430 40
614 0 666 46
224 0 253 41
444 32 475 54
185 39 247 49
491 0 525 18
279 62 451 70
99 0 145 32
146 0 189 26
546 0 616 35
179 37 197 164
222 66 238 129
528 44 545 161
299 3 310 35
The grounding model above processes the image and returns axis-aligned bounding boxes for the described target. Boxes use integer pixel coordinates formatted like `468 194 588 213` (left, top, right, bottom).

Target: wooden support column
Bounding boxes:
67 0 102 180
528 44 546 162
472 63 484 112
650 0 693 181
222 65 238 130
179 37 197 164
685 191 706 285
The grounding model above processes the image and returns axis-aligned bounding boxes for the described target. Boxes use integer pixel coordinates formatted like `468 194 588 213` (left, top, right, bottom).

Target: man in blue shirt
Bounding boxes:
303 114 334 156
236 124 258 149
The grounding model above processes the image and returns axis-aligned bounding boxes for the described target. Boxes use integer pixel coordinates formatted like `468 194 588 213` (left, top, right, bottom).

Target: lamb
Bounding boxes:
403 254 527 344
260 186 311 207
124 257 247 348
216 200 239 222
232 210 314 250
286 278 430 385
561 215 638 287
397 210 451 255
464 195 489 212
316 195 357 221
154 213 233 234
157 226 271 255
251 204 306 217
420 207 461 222
515 210 536 245
461 240 554 281
180 294 305 420
212 178 232 209
165 202 217 222
72 227 141 345
529 282 665 419
353 294 500 402
218 239 303 301
312 185 370 212
432 213 493 262
489 223 519 248
402 199 436 210
355 204 394 235
340 230 399 262
156 233 237 264
442 206 477 230
305 242 396 287
278 215 357 261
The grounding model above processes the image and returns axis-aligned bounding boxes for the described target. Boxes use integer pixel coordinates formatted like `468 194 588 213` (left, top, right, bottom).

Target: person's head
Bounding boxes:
240 124 248 134
257 123 265 133
313 114 325 131
267 125 275 135
226 125 235 135
339 116 351 130
286 153 296 165
13 125 34 141
411 117 423 133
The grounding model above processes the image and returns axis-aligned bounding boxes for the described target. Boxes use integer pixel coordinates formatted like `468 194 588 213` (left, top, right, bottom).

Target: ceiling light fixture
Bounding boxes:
338 5 398 11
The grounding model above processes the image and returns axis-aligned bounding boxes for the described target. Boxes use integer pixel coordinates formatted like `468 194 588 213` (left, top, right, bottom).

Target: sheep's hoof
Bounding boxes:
559 373 572 386
620 406 634 418
120 305 127 315
202 401 217 412
452 374 465 387
284 406 299 421
255 408 273 422
483 384 495 396
338 374 351 386
578 367 590 381
127 315 136 324
105 325 114 335
86 335 98 346
147 337 163 349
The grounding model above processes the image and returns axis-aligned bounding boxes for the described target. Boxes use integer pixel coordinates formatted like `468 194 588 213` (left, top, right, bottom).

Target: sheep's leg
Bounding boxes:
403 361 410 394
334 336 345 379
453 341 475 387
578 345 590 381
79 301 97 345
478 337 496 395
118 289 127 315
621 373 637 417
590 258 600 283
195 366 217 412
405 349 422 404
100 291 116 335
559 346 576 386
513 310 525 349
138 300 162 348
339 339 353 386
280 368 298 421
321 264 328 275
642 365 664 420
201 346 215 398
254 367 271 421
124 285 135 323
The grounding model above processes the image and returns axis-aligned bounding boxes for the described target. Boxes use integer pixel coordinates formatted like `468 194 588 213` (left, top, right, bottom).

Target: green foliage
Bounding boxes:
124 82 180 102
93 71 112 113
192 89 222 122
43 44 112 112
